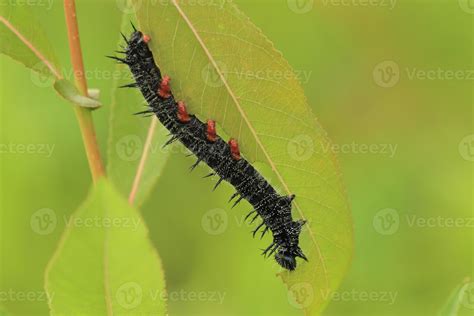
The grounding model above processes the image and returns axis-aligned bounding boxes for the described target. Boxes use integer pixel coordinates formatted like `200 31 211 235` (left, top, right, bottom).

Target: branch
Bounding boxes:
64 0 105 182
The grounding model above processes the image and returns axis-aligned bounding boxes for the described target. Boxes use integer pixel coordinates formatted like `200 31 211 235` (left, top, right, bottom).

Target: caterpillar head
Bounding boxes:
275 220 308 271
127 31 153 58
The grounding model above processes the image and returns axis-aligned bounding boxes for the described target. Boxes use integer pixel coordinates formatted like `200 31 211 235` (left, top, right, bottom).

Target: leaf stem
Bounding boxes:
64 0 105 182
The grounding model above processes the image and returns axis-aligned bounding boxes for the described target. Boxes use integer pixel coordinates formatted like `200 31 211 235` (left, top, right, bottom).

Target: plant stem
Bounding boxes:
64 0 105 183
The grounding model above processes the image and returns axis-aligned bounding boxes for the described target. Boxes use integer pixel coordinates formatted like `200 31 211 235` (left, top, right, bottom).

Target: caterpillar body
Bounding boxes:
110 28 307 270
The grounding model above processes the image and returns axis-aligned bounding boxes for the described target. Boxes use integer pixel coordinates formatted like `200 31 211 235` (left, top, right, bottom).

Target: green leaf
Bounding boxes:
54 79 102 109
45 179 167 315
439 278 472 316
132 0 353 314
0 4 60 79
0 4 100 109
107 15 171 206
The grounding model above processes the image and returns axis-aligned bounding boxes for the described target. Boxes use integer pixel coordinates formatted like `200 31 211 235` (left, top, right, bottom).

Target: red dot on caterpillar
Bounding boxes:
206 120 217 142
228 138 241 160
158 75 172 99
177 101 191 123
142 34 151 44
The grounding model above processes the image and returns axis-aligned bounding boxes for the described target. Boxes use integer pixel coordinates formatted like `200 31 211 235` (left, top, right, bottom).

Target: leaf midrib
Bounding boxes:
0 15 61 79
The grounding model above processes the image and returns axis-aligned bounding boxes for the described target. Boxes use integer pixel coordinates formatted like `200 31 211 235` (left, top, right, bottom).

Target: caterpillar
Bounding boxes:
109 26 307 271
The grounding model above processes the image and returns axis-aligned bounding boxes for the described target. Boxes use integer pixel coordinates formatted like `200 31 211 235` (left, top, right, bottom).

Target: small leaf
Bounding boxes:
54 79 102 109
0 4 60 80
133 0 353 314
107 15 171 206
0 5 100 109
45 179 167 315
88 88 101 101
439 278 472 316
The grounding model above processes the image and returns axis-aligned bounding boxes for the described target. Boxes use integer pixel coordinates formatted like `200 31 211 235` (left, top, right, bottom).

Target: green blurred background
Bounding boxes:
0 0 472 315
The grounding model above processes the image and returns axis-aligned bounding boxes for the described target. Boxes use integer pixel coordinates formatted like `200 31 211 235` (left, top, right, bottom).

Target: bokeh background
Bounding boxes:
0 0 472 315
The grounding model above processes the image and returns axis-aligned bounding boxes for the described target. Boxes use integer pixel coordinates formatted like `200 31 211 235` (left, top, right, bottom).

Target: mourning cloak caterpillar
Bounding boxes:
109 26 307 271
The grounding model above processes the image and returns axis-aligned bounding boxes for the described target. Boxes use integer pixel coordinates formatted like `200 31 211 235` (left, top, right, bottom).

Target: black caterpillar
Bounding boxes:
109 26 307 270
